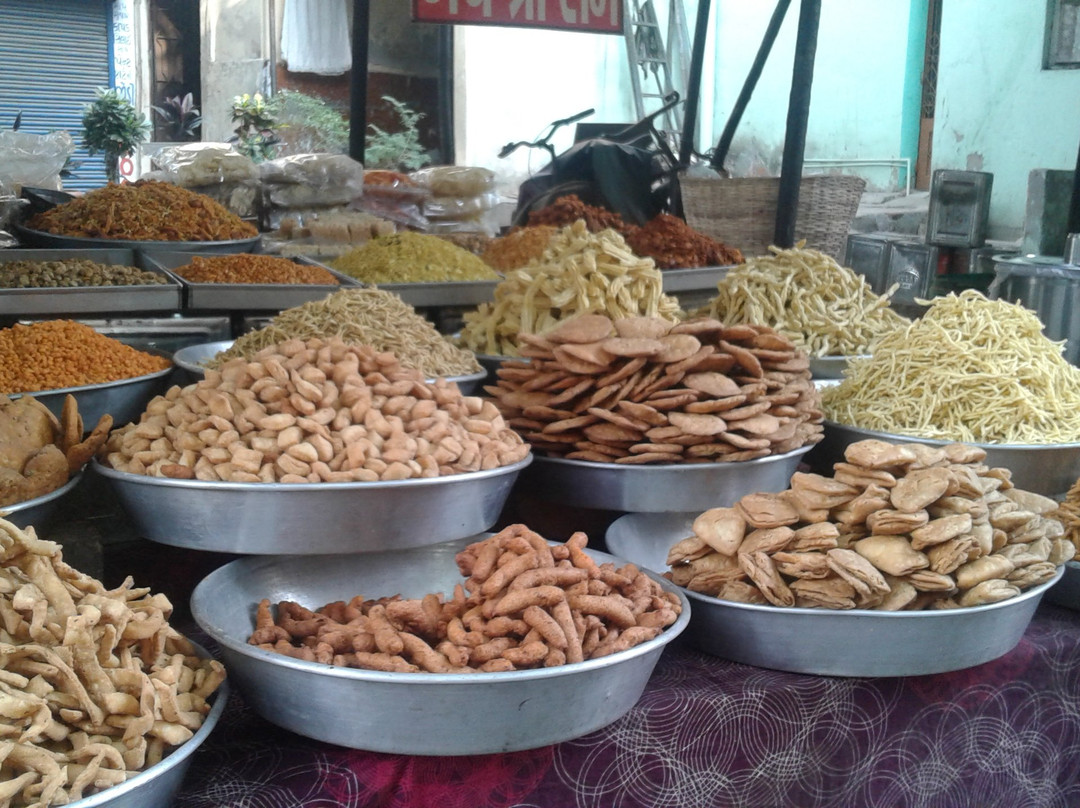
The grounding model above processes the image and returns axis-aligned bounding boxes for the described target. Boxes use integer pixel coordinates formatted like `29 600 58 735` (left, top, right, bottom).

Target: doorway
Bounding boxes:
915 0 941 190
149 0 202 142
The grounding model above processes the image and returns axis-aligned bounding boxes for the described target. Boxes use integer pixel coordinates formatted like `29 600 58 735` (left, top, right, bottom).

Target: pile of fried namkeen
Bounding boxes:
250 523 682 672
668 439 1073 610
703 244 908 358
459 221 682 358
0 517 225 807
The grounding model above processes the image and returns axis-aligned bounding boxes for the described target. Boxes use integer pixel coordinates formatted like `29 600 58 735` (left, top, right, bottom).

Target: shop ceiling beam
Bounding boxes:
710 0 792 173
349 0 371 163
774 0 821 249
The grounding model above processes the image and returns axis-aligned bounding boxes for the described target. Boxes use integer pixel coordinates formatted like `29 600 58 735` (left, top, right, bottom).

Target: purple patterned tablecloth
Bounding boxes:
173 602 1080 808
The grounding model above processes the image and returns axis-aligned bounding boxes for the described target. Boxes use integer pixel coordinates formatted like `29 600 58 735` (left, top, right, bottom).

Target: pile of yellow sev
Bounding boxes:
822 290 1080 444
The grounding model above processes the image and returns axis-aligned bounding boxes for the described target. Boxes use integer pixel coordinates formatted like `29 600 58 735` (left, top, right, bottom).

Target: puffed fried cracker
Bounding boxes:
654 333 702 363
545 313 615 344
600 337 665 357
683 371 741 398
614 315 672 340
668 411 727 436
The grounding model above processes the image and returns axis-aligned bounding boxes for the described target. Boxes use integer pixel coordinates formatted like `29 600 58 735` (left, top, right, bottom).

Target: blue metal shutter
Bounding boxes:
0 0 112 191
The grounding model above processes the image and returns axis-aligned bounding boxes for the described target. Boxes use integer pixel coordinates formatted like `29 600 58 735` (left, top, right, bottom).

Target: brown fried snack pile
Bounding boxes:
249 524 682 672
667 439 1074 610
27 180 258 242
624 213 744 269
0 394 111 507
1050 479 1080 561
480 225 557 271
102 336 530 482
526 194 628 234
0 517 226 807
486 313 823 464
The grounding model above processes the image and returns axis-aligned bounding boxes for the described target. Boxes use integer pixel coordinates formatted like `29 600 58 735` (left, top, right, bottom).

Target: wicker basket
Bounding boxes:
680 174 867 262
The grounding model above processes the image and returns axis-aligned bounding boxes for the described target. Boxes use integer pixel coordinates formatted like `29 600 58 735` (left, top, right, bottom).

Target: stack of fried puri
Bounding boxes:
666 439 1075 609
485 313 824 464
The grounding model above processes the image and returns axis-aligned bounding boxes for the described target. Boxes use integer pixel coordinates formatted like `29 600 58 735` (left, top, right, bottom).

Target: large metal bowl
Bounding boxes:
67 645 228 808
1 472 82 531
173 339 487 394
606 511 1062 677
14 224 261 254
808 354 870 380
190 538 689 755
522 445 813 512
92 455 532 554
8 363 175 430
1045 561 1080 610
809 419 1080 498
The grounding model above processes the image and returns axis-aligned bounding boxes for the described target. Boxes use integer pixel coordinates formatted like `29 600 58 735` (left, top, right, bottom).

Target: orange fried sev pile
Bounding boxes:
250 524 682 672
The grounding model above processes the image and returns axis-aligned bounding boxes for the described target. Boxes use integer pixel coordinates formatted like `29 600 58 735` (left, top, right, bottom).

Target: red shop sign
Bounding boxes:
412 0 624 35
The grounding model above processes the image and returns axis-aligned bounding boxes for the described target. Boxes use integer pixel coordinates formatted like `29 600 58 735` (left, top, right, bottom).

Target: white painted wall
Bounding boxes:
933 0 1080 240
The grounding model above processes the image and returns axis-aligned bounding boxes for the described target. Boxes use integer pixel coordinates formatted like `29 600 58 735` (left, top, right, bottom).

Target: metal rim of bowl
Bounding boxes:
0 471 83 516
192 549 690 686
6 362 176 399
14 224 261 251
66 643 229 808
91 454 534 492
530 443 814 472
682 565 1063 618
822 418 1080 451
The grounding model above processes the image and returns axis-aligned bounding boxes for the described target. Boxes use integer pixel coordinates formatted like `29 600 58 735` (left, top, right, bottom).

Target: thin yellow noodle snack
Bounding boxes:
822 289 1080 444
458 220 682 357
703 244 908 357
208 288 481 377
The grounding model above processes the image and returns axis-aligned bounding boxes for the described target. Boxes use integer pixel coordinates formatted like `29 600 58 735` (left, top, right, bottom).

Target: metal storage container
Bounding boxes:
843 233 893 294
885 241 939 305
926 169 993 248
989 254 1080 365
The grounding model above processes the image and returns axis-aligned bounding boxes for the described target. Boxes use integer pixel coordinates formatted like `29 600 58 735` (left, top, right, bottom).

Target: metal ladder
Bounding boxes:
624 0 691 137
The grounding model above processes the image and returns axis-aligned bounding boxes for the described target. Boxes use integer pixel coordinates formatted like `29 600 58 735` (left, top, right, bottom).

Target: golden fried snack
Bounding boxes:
666 438 1074 610
250 523 682 672
0 517 225 807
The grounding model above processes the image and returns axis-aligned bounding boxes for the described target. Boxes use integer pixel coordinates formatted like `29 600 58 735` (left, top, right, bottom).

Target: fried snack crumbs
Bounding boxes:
0 259 167 288
169 253 340 285
26 180 257 242
485 312 823 463
249 524 682 671
526 194 628 234
329 230 500 283
704 244 908 357
208 288 481 377
624 213 743 269
0 517 226 807
459 222 683 357
666 439 1073 609
0 320 172 394
102 336 529 482
480 226 558 271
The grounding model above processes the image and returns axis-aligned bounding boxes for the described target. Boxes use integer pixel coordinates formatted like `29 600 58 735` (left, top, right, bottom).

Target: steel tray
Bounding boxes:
373 279 499 309
67 647 228 808
808 354 870 380
92 455 532 554
8 362 175 430
0 249 183 315
142 251 360 311
14 224 261 254
659 265 731 293
606 511 1062 677
1 472 83 531
809 419 1080 498
190 538 689 754
523 445 812 512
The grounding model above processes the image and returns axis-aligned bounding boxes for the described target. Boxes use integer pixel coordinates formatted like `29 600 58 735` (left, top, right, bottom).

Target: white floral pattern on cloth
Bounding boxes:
174 605 1080 808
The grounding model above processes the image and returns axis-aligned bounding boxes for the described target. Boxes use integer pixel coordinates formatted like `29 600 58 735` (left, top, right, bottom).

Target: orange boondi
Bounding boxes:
0 320 172 393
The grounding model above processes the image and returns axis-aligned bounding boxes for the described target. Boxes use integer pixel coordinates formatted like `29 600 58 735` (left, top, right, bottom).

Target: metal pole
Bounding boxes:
677 0 712 168
710 0 792 172
773 0 821 249
1068 134 1080 235
436 25 455 164
349 0 371 163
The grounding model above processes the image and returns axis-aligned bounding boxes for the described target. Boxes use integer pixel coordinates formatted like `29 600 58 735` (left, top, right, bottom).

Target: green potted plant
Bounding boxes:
151 92 202 142
365 96 431 171
81 88 150 183
228 93 280 163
